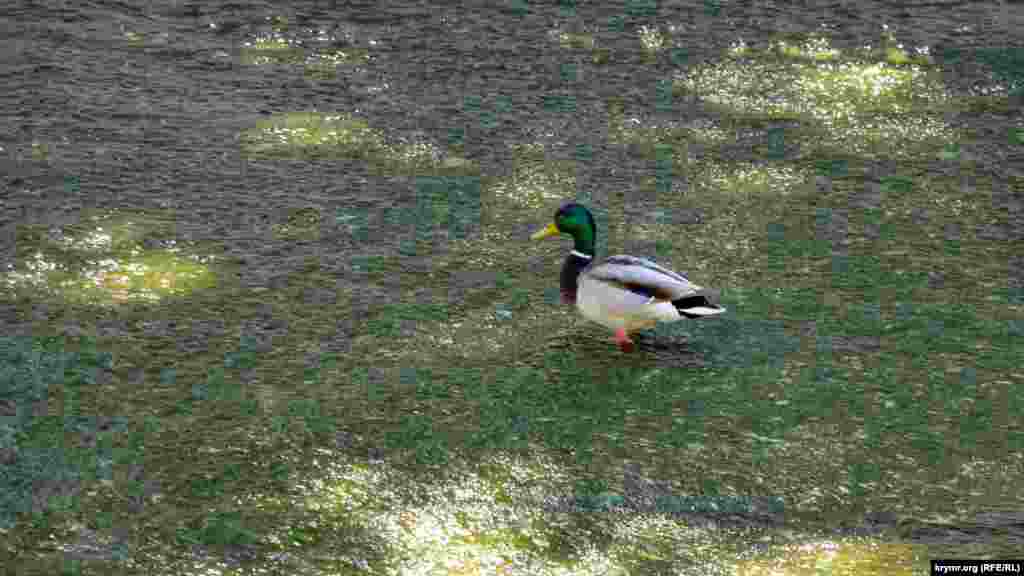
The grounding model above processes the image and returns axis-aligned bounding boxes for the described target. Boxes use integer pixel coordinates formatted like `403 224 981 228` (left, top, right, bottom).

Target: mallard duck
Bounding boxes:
531 203 726 351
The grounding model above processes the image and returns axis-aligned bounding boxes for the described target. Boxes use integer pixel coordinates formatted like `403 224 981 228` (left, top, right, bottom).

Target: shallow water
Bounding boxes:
2 0 1023 570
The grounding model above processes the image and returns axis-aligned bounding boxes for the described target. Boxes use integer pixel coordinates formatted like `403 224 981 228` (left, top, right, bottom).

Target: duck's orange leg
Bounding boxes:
613 328 636 352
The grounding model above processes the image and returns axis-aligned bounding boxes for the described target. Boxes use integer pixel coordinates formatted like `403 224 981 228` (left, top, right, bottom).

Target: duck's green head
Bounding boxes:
531 203 596 254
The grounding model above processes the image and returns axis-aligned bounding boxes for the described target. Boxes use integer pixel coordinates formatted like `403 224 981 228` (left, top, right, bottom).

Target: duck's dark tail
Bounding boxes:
673 293 726 319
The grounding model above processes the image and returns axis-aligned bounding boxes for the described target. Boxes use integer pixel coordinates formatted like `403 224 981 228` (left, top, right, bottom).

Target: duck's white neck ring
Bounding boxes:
570 250 593 260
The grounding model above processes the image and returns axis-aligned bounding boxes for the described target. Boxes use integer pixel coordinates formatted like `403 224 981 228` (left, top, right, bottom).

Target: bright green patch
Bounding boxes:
240 112 480 177
884 46 910 65
736 539 923 575
239 26 372 76
240 112 388 159
1010 126 1024 146
3 211 217 307
550 30 595 51
675 34 961 160
239 34 303 66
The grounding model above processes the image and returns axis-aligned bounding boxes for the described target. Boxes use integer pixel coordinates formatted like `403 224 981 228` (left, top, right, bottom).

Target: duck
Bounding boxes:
531 203 726 352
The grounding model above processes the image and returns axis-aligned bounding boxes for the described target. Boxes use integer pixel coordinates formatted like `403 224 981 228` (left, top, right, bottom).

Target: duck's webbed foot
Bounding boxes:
613 328 636 352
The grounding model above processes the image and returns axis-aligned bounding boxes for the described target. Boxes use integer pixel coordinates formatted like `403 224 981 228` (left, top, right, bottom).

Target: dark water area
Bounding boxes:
1 0 1023 566
3 0 1019 239
2 0 1021 250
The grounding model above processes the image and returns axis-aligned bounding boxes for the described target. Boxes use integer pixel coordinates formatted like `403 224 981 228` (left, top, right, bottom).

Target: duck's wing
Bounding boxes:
585 255 702 301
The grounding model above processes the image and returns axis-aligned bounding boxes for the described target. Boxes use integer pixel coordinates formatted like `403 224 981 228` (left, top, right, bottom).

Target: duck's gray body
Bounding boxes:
574 254 725 333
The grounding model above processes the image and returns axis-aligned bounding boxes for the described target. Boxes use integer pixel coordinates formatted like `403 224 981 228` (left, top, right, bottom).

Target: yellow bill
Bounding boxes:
531 222 560 240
